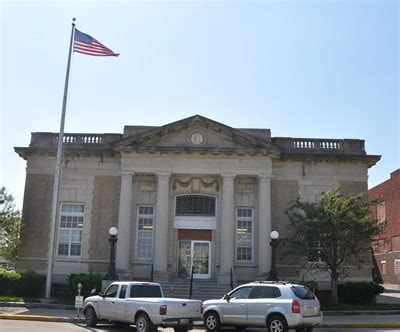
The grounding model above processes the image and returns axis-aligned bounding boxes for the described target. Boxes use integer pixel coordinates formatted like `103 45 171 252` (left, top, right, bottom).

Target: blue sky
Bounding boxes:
1 1 399 208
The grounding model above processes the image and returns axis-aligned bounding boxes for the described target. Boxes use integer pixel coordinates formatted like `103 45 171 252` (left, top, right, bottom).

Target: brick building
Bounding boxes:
15 115 380 290
370 169 400 286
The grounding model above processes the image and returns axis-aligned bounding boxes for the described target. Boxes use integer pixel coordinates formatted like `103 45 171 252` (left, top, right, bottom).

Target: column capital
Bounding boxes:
221 173 236 181
257 172 272 183
156 172 172 180
119 172 134 178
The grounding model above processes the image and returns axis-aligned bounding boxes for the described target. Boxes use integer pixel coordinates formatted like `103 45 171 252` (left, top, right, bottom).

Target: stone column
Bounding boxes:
258 174 272 276
153 172 171 281
218 173 236 284
116 173 133 272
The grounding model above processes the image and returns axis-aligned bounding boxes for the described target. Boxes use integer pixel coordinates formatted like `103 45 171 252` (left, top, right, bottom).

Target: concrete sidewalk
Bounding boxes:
1 305 400 328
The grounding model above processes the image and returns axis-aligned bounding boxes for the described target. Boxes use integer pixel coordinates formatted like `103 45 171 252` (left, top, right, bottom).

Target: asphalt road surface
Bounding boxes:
1 321 400 332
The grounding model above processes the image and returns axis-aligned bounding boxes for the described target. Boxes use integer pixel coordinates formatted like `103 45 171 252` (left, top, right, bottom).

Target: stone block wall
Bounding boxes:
16 173 54 272
88 175 121 269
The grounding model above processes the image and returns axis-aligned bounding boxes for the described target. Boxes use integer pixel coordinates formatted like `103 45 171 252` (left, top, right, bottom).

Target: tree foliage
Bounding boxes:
283 186 385 303
0 187 22 264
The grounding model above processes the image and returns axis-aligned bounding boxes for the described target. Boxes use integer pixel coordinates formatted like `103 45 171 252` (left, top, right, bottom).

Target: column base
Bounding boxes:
217 273 236 285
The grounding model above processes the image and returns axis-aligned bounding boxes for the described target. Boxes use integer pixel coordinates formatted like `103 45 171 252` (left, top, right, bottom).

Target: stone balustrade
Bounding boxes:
273 137 366 155
29 133 122 148
27 133 366 156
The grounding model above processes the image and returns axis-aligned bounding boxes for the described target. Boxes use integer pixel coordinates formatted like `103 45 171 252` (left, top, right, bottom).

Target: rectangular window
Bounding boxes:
377 202 386 224
307 233 328 263
57 203 84 257
392 236 400 251
236 208 254 261
381 261 387 275
135 206 155 260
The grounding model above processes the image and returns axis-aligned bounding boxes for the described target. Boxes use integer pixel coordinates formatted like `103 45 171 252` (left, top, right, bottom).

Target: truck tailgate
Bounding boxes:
163 298 202 319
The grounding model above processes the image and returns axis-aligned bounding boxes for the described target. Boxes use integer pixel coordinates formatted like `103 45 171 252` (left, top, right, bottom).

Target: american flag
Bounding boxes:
74 29 119 57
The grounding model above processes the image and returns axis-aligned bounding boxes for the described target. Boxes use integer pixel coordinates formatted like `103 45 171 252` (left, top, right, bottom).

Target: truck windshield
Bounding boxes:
130 285 162 298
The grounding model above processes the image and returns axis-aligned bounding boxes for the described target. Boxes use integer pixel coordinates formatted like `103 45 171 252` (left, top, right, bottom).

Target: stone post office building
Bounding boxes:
15 115 380 287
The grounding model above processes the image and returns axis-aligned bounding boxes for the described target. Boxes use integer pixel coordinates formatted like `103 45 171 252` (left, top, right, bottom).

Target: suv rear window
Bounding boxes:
291 286 315 300
130 285 162 298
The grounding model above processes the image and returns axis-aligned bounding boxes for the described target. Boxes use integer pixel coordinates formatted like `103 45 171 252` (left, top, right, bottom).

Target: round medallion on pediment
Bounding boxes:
190 132 204 145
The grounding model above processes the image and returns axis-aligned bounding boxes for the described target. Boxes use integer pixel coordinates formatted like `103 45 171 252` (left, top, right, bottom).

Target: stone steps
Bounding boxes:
160 281 233 301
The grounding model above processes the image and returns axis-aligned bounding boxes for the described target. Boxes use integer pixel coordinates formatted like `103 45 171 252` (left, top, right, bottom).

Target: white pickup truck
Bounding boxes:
83 281 202 332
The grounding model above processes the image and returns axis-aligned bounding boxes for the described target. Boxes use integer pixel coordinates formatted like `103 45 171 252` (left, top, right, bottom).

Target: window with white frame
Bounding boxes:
236 208 254 261
136 206 155 259
57 203 84 257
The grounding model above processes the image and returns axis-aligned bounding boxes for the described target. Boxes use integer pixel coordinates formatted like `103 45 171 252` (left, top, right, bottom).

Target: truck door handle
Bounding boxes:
240 304 246 307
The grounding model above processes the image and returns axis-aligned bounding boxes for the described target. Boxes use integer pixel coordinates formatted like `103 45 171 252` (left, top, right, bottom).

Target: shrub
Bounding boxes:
0 270 45 296
16 270 46 296
67 273 103 298
338 282 384 304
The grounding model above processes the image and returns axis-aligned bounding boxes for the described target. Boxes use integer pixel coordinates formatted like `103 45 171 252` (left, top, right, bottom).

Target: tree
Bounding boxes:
283 186 384 303
0 187 22 265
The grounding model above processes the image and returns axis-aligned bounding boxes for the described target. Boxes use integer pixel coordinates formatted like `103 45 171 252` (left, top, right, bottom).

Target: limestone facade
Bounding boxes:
15 115 380 288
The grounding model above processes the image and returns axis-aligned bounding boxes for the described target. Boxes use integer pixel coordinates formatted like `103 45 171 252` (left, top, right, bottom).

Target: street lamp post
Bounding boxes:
104 227 119 281
267 230 279 281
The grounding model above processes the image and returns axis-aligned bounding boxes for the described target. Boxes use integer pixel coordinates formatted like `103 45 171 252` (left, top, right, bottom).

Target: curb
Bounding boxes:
323 310 400 315
320 323 400 328
0 314 84 323
0 302 75 310
2 314 400 329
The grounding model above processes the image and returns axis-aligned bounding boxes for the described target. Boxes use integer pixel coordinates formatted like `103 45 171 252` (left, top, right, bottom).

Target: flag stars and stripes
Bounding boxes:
73 29 119 57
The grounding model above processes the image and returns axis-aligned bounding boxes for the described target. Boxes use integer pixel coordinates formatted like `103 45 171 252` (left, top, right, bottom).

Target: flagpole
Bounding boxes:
45 18 76 299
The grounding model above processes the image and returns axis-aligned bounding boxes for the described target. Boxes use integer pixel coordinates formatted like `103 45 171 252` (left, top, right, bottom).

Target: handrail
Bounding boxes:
149 264 154 282
230 267 234 290
189 265 194 299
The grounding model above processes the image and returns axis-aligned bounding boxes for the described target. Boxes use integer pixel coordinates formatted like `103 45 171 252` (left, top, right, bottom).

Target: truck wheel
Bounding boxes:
204 311 221 332
85 307 97 327
136 313 153 332
267 314 288 332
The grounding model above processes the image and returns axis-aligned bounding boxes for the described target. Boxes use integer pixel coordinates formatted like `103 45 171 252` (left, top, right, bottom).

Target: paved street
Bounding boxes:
1 321 400 332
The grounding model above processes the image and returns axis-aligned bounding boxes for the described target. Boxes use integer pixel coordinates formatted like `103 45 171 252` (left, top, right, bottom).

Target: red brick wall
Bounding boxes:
369 169 400 284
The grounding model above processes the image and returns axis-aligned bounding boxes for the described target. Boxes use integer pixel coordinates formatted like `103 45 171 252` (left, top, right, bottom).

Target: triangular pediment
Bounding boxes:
114 115 282 156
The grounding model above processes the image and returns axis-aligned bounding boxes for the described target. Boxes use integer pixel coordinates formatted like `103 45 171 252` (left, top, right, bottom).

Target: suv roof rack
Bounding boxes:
252 280 290 285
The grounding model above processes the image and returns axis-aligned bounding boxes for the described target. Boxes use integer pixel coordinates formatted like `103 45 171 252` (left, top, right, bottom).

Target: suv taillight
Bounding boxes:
291 300 301 313
159 305 167 315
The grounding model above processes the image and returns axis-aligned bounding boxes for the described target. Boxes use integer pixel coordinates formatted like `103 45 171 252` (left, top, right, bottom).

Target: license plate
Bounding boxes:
180 319 189 324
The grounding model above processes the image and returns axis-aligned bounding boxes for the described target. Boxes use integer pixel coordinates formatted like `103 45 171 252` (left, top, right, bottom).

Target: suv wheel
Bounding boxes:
267 314 288 332
204 311 221 332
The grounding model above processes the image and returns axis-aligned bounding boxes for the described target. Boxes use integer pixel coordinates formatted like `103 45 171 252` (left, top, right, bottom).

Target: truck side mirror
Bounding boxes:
99 291 105 298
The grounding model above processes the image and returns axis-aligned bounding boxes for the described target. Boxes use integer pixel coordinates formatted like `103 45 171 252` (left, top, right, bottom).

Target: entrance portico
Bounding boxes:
113 116 278 283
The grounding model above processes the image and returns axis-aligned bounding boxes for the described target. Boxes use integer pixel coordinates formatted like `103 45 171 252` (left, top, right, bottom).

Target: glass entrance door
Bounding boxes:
178 240 211 279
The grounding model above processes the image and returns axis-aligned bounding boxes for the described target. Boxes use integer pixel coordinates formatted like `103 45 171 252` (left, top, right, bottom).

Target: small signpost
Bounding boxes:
75 283 83 318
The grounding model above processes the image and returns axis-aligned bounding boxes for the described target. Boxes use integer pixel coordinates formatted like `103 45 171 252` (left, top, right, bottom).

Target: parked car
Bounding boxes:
203 281 322 332
83 281 202 332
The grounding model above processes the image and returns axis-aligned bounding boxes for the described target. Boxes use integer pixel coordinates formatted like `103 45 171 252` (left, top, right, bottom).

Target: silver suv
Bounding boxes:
203 281 322 332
